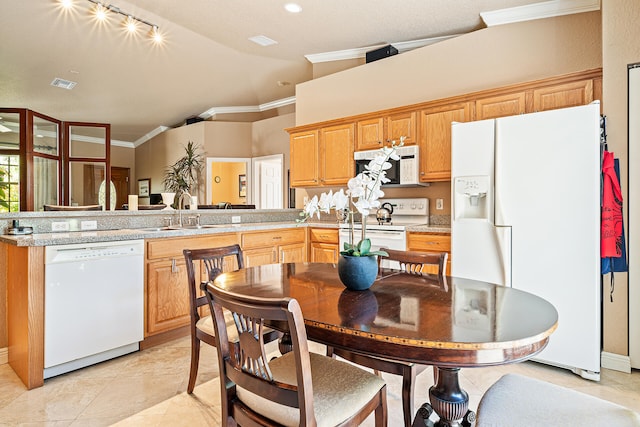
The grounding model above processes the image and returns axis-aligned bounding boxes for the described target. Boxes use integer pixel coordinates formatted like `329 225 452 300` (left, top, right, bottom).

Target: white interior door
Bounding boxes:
629 64 640 369
252 154 283 209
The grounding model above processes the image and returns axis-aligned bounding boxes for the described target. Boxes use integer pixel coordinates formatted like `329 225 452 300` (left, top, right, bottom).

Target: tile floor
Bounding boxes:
1 336 640 426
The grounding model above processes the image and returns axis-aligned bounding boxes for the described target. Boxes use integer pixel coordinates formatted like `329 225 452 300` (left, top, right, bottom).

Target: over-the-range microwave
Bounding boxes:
354 145 427 187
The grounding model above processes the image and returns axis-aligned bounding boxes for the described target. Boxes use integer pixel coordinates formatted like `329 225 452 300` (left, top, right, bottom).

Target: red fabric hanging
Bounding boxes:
601 151 623 258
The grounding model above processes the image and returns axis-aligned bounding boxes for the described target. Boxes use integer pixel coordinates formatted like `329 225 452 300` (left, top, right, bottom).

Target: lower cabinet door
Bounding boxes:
244 247 278 267
311 243 339 263
280 242 306 264
146 259 193 336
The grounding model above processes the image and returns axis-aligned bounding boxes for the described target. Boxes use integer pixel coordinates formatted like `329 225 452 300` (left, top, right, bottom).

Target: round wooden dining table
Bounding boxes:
212 262 558 427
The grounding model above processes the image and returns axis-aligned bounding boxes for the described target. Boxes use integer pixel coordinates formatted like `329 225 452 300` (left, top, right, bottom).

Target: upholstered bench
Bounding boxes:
476 373 640 426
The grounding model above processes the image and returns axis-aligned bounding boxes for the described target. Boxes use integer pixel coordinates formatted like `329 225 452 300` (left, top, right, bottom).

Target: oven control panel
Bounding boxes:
378 198 428 216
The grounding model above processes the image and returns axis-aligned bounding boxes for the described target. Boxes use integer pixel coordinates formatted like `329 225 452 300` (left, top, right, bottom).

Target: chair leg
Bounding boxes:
187 336 201 394
375 386 388 427
401 366 417 427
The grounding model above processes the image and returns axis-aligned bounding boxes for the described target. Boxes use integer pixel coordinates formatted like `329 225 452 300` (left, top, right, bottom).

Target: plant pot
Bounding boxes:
337 255 378 291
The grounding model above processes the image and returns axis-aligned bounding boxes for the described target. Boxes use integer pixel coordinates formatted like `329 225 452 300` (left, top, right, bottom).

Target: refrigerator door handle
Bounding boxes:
494 226 512 287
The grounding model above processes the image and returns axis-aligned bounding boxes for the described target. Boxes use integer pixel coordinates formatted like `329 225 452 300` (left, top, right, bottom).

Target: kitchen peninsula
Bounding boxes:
0 209 450 389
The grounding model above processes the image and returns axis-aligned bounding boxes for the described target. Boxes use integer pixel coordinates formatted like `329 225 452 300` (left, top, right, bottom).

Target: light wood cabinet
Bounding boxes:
286 69 602 187
476 92 526 120
418 102 471 182
356 117 384 151
241 228 306 267
290 130 319 186
356 112 417 151
386 111 417 145
320 123 355 186
144 233 239 336
146 258 193 335
309 228 339 263
407 232 451 275
290 124 354 187
532 79 593 112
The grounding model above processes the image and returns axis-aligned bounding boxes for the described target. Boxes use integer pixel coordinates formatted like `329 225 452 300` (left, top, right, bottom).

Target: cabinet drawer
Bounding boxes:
309 228 338 244
407 233 451 253
241 228 305 248
146 233 238 260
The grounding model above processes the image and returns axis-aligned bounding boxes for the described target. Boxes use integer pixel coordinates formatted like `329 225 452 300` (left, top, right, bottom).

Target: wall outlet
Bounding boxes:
436 198 444 210
81 220 97 230
51 221 69 232
231 216 241 224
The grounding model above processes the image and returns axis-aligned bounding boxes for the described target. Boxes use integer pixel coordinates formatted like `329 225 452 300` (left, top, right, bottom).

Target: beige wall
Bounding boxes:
601 0 640 359
135 121 252 202
134 117 294 206
297 12 601 126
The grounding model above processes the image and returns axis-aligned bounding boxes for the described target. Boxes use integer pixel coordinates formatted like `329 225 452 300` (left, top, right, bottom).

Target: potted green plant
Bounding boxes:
163 141 204 208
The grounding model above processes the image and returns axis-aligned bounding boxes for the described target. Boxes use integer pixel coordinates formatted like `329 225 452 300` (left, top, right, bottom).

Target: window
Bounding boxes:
0 155 20 212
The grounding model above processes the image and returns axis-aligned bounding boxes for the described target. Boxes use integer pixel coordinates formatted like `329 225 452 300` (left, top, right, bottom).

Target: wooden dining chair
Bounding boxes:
183 244 280 394
330 248 448 427
202 281 388 427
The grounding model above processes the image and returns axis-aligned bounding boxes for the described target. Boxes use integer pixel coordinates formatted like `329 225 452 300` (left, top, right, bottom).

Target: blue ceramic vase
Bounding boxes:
337 255 378 291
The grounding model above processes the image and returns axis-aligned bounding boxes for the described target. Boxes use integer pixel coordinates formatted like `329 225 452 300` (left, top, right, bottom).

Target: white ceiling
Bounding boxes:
0 0 560 143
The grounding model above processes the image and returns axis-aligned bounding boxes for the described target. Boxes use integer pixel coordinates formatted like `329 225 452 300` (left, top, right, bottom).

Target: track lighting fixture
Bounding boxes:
58 0 164 44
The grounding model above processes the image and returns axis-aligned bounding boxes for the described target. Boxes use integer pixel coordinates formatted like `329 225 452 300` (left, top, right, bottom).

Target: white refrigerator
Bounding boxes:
451 103 601 381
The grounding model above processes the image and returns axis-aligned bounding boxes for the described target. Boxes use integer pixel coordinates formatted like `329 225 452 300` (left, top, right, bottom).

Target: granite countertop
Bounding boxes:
0 221 308 247
1 220 450 247
305 221 451 233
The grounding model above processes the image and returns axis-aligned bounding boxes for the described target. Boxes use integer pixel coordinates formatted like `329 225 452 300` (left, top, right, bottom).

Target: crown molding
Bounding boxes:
132 96 296 146
199 96 296 119
133 125 170 147
481 0 600 27
304 34 461 64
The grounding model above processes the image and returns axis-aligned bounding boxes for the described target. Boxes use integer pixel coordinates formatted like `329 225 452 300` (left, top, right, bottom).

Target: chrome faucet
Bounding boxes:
177 192 192 227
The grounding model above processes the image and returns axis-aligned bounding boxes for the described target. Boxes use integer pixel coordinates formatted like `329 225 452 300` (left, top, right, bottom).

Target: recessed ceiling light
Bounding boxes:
249 35 278 47
284 3 302 13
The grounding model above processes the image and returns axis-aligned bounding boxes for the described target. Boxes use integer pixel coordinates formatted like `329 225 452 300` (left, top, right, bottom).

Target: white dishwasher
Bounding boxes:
44 239 144 379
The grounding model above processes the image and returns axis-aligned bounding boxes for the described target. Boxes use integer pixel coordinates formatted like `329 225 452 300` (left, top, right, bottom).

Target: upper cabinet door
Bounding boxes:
419 102 471 182
320 123 354 186
476 92 526 120
356 117 384 151
290 130 319 187
532 80 593 112
386 111 417 145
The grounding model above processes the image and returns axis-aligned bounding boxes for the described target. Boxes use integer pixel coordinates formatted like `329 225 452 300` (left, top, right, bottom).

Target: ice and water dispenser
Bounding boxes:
453 176 489 220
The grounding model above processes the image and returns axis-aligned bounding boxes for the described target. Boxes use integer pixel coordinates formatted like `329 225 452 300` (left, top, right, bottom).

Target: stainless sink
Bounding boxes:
136 227 174 232
134 224 229 232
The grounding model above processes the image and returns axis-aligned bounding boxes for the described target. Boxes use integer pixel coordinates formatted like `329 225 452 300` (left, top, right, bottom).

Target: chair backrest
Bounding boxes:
183 244 245 321
379 247 448 276
203 282 316 425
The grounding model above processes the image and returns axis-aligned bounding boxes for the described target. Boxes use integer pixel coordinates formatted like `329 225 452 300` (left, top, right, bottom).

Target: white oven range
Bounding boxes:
338 198 429 267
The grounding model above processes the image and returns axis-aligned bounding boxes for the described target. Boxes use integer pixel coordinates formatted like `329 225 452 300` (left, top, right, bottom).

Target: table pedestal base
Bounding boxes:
412 367 476 427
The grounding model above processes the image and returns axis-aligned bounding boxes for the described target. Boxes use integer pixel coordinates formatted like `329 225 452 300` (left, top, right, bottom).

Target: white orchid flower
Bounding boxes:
318 190 334 213
332 189 349 211
303 195 320 219
295 139 403 256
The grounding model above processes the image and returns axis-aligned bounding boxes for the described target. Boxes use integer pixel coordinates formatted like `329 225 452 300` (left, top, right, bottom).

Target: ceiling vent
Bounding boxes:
50 78 77 90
